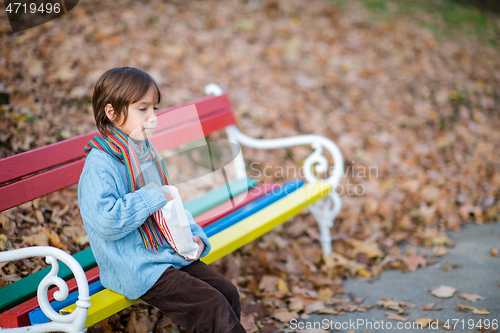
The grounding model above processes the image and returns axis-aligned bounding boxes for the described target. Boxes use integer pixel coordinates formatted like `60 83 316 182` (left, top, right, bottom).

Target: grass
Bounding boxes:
330 0 500 48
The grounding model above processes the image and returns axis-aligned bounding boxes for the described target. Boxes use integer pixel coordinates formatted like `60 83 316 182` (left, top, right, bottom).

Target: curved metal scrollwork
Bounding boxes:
223 124 344 256
225 125 344 188
0 246 90 333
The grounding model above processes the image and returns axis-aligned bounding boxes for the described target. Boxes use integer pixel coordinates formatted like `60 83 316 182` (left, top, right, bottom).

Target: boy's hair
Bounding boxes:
92 67 161 134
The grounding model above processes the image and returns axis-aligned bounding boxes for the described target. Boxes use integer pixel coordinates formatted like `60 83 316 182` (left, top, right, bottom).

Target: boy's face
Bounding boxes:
107 86 159 141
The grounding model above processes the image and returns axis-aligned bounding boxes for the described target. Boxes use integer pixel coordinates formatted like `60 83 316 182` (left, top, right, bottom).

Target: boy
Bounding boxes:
78 67 245 332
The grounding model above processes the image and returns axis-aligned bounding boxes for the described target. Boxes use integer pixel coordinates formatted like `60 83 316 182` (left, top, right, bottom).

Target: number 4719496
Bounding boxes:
443 319 498 330
5 2 61 14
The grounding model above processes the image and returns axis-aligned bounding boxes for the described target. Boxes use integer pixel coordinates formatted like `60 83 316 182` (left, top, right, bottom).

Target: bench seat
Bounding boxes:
0 178 259 328
62 180 331 328
27 180 286 326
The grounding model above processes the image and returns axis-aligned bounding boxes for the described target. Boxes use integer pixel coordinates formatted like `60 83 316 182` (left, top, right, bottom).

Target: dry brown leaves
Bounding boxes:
1 0 500 331
456 303 491 315
430 285 457 298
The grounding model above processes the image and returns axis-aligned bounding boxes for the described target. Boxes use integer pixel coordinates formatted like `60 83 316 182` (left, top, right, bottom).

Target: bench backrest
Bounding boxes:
0 94 235 212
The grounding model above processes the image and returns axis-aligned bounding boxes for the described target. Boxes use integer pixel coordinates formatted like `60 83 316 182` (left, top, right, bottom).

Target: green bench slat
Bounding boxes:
184 178 257 217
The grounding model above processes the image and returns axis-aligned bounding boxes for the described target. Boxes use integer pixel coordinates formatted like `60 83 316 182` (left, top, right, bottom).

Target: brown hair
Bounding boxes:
92 67 161 134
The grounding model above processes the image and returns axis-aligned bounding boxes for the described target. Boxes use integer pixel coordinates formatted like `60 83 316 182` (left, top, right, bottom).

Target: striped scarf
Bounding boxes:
84 125 171 251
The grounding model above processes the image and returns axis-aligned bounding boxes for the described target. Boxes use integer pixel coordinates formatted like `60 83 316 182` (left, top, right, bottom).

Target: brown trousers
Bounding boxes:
140 260 246 333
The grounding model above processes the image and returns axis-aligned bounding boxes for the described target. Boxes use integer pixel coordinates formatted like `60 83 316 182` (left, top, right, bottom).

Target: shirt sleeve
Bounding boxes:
185 209 211 257
79 164 168 241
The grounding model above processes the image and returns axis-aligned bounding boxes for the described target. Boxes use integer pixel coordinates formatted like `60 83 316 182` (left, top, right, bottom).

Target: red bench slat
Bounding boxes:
0 159 85 212
0 94 231 185
0 97 235 211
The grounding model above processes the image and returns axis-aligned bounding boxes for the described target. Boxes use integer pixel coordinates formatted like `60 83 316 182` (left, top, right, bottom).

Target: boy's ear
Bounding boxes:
105 103 116 121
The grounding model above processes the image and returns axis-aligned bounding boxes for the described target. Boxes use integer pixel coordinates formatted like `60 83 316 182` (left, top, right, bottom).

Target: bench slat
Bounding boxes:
0 159 85 213
202 180 331 264
29 280 105 325
185 178 257 217
0 111 236 212
0 94 231 185
61 181 332 327
151 107 235 151
203 180 304 237
195 183 281 228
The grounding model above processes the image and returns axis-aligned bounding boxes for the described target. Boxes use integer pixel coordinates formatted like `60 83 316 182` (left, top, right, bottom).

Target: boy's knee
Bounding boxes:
217 279 240 305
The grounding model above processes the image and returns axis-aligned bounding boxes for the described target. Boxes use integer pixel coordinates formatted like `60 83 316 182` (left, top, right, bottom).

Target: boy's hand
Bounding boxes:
189 236 205 261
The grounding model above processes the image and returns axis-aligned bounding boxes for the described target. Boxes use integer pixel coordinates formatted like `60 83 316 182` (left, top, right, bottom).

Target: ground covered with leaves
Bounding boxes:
0 0 499 332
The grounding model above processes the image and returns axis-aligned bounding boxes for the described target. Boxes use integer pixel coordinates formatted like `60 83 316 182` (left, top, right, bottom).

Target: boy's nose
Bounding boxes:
147 112 157 125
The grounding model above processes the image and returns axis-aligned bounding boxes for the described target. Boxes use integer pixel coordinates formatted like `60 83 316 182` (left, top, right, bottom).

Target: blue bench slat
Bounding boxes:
204 180 305 238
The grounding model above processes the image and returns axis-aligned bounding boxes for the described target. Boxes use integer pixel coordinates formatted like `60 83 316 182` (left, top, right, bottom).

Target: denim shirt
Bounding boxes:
78 148 211 299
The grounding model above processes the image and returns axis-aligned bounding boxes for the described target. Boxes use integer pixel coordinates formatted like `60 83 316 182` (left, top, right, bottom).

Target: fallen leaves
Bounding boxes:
322 252 366 277
259 275 280 294
459 293 487 302
40 228 67 250
413 318 436 328
419 303 443 311
348 239 384 259
385 311 408 322
472 308 490 315
288 298 305 312
432 245 448 257
456 303 491 315
271 309 298 323
402 253 427 272
377 298 407 314
430 285 457 298
241 313 259 333
303 301 325 314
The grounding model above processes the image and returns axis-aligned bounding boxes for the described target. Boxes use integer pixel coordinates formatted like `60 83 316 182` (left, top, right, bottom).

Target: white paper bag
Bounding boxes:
153 185 199 260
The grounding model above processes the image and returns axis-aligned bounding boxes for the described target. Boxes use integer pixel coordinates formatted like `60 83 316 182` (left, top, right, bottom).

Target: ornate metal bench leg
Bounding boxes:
308 191 342 256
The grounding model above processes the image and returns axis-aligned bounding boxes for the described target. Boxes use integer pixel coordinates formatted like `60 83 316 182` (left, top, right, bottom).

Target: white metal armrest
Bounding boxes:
206 83 344 255
224 125 343 256
225 125 344 187
0 246 90 333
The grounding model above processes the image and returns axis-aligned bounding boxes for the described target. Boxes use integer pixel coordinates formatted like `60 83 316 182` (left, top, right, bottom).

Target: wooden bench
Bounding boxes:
0 83 343 332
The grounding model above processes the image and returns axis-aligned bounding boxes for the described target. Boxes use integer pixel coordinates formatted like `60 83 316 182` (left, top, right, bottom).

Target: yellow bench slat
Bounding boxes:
201 180 332 264
62 180 332 327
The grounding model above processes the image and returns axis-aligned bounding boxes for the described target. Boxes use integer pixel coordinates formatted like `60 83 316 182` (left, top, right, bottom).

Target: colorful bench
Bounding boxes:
0 83 343 332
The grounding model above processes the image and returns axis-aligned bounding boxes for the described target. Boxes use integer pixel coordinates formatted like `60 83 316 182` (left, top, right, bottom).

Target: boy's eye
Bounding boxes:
140 108 146 111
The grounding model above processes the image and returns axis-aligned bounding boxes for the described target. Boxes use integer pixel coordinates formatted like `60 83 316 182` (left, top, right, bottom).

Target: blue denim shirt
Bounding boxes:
78 148 211 299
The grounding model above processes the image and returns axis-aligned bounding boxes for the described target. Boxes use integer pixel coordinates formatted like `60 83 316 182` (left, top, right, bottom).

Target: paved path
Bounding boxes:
303 222 500 333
